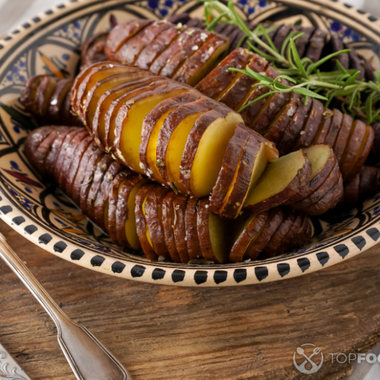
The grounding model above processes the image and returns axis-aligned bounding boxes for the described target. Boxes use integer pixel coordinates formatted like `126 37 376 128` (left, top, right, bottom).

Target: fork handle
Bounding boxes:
0 234 131 380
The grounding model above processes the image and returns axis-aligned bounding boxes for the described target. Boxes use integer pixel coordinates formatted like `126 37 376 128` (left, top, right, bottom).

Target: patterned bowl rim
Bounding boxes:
0 0 379 287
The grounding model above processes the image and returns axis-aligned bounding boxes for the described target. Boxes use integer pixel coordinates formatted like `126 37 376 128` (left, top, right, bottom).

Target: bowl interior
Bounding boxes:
0 0 379 286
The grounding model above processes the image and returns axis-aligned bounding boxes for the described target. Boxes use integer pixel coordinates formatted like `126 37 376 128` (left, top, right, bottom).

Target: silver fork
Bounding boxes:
0 233 132 380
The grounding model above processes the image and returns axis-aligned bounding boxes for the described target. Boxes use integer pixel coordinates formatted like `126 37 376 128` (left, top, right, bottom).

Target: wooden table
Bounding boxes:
1 219 380 380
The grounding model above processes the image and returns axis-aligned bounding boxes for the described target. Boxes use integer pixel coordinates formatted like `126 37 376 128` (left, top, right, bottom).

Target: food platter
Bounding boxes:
0 0 380 287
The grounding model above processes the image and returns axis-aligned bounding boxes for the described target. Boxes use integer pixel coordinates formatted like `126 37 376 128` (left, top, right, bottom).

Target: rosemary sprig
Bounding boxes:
199 0 380 124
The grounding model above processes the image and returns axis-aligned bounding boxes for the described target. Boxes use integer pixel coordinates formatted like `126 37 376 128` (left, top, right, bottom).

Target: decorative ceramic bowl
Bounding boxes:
0 0 379 287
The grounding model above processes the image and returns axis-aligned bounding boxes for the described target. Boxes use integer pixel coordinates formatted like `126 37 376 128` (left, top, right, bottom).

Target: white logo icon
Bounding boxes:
293 343 324 374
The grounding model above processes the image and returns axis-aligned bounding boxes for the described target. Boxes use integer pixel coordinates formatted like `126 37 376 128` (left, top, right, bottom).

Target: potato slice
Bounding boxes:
244 149 312 213
115 20 172 65
105 19 153 57
53 128 84 183
112 81 188 173
211 125 278 219
81 32 108 70
48 79 73 120
313 110 333 145
144 185 171 260
45 127 77 180
304 175 343 215
116 176 149 251
246 208 285 260
84 71 153 137
103 78 168 152
173 35 230 86
79 150 105 216
264 92 300 143
20 75 45 115
86 154 114 221
58 129 89 191
229 211 269 263
280 213 308 253
285 144 336 204
185 197 202 260
333 113 353 165
160 29 212 78
189 111 244 198
161 192 181 263
295 98 324 149
197 199 233 263
195 48 250 99
323 108 344 148
36 76 57 116
106 171 131 244
135 184 157 259
290 160 341 210
63 134 93 196
209 124 250 212
93 161 123 230
278 97 312 155
345 125 374 181
140 91 200 183
264 209 295 258
27 127 61 176
172 194 190 263
135 25 181 70
338 119 366 179
156 97 217 191
72 62 135 112
97 76 163 151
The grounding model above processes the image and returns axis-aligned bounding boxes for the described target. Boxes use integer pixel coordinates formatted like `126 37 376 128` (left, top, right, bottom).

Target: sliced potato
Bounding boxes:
244 149 312 213
105 19 153 57
189 111 244 198
144 185 171 260
229 211 269 263
197 199 233 264
140 91 200 183
173 35 230 86
172 193 190 263
285 144 336 204
156 97 216 191
161 192 181 263
112 81 188 173
195 48 250 100
185 197 202 260
246 208 284 260
332 113 353 165
135 184 157 260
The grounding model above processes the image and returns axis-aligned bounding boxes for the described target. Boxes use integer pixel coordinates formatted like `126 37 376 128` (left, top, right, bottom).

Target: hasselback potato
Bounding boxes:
25 125 312 263
70 61 343 216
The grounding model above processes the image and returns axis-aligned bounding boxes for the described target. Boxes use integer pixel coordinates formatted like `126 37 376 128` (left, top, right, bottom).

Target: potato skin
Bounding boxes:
245 208 284 260
333 113 353 165
290 160 341 211
185 197 202 260
144 185 171 260
304 174 343 215
195 48 250 99
229 211 270 263
285 146 337 205
179 104 232 194
172 193 190 263
161 192 181 263
81 32 108 69
135 184 158 260
20 75 81 126
139 91 200 181
244 152 312 214
209 124 249 214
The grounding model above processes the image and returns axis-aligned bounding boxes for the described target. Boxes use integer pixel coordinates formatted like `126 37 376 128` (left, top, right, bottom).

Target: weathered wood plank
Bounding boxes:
0 219 379 380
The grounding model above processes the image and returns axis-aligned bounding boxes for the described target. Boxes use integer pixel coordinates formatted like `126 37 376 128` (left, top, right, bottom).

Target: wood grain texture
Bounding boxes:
1 218 380 380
